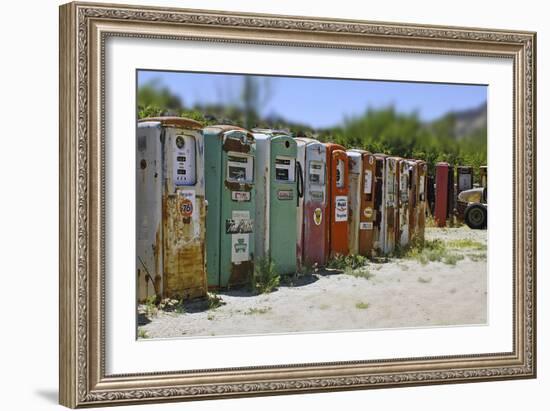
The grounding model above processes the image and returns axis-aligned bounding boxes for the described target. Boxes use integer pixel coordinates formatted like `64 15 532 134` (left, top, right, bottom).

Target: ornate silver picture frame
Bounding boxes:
59 1 536 407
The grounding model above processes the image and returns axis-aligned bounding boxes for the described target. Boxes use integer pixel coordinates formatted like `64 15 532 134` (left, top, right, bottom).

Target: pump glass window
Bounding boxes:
275 157 296 182
173 134 196 186
309 161 325 185
336 159 345 188
227 154 254 183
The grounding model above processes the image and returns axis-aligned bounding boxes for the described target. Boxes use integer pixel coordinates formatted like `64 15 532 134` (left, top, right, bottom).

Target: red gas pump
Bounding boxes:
434 162 450 227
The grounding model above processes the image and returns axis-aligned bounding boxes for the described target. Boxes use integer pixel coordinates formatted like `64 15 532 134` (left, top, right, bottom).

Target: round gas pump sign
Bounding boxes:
180 199 193 217
313 208 323 226
179 190 195 218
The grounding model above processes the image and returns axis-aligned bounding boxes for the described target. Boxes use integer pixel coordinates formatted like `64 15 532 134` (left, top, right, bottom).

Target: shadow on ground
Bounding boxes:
137 312 151 326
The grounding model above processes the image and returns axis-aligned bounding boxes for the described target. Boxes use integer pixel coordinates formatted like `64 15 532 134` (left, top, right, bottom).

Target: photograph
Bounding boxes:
135 71 488 339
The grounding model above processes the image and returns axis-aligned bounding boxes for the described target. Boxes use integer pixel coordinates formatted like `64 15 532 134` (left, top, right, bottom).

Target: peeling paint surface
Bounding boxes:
163 193 207 299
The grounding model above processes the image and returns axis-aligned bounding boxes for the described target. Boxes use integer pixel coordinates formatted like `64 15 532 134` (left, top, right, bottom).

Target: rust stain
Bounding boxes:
223 136 251 153
229 261 253 286
138 116 203 130
224 181 254 192
162 193 207 300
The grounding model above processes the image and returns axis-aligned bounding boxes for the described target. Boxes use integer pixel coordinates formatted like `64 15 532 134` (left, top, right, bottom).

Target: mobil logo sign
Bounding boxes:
335 195 348 222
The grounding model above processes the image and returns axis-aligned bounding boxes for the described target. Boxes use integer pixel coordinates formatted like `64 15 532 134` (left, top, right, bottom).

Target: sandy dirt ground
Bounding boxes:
138 227 487 339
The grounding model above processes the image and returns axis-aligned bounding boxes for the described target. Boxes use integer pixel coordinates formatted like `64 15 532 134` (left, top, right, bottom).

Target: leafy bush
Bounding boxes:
404 239 465 265
447 239 486 250
207 293 225 310
327 254 368 271
251 257 280 294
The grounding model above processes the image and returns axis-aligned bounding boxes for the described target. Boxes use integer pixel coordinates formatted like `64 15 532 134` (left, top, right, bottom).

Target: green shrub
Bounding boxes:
447 239 486 250
137 328 150 339
207 292 225 310
251 257 280 294
327 254 368 271
143 295 159 317
404 239 466 266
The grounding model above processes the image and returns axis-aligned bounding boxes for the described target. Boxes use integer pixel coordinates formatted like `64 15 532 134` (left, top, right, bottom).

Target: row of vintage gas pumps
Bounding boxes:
136 117 429 302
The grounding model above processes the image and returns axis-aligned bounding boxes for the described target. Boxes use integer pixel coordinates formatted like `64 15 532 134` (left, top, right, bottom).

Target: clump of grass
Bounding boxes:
298 262 317 276
327 254 368 271
137 328 149 339
158 297 186 314
442 254 465 265
355 301 370 309
143 295 159 318
425 215 437 228
207 313 215 321
244 307 272 315
467 252 487 262
447 239 486 250
319 304 330 310
346 267 375 280
417 276 432 283
403 239 465 266
251 257 280 294
207 292 225 310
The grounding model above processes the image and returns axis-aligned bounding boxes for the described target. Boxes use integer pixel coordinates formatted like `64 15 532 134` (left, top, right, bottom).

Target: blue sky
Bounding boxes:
138 70 487 129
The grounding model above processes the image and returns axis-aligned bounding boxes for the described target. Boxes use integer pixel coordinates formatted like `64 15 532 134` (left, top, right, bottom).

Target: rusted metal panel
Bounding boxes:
416 160 428 244
229 260 254 285
136 119 207 302
347 148 376 257
359 152 376 257
397 159 413 248
297 138 328 267
136 122 163 302
384 156 400 254
138 116 203 130
407 160 419 244
346 150 362 255
162 193 207 299
435 162 450 227
204 126 256 289
372 153 387 255
325 143 349 258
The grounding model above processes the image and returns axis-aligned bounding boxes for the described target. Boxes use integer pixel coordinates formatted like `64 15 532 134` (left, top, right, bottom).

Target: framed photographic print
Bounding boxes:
59 1 537 408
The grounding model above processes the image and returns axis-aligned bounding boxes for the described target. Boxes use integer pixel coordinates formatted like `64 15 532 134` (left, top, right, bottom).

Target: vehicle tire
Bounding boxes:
464 204 487 229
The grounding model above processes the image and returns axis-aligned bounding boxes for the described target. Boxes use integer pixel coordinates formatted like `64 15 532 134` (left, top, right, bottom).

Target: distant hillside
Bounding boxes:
453 103 487 139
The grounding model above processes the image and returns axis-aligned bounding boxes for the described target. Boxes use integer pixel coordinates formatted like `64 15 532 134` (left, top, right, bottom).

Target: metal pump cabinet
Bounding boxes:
383 156 400 254
434 162 454 227
204 125 256 288
325 143 349 258
136 117 207 302
346 149 376 256
397 158 411 248
296 138 328 268
372 153 388 255
405 159 419 246
253 130 300 275
415 160 428 244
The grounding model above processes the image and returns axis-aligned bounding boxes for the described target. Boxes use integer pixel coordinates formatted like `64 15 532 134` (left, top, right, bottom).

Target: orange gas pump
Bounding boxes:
325 143 349 258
